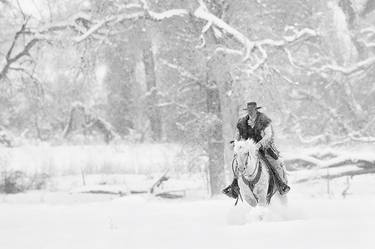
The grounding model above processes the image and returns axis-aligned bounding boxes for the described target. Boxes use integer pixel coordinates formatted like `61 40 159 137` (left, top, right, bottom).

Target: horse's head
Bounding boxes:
233 139 258 175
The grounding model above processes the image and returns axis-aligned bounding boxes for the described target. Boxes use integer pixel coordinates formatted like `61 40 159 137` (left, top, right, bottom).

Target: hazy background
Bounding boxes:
0 1 374 248
1 0 375 194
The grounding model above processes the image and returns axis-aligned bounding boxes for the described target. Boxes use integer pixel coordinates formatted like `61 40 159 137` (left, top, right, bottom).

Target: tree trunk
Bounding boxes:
142 41 162 141
338 0 356 28
360 0 375 17
200 2 230 196
206 82 225 196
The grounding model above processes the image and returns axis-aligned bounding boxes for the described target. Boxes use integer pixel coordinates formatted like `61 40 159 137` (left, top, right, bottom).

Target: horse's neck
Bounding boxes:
245 141 257 164
247 147 257 160
244 150 258 177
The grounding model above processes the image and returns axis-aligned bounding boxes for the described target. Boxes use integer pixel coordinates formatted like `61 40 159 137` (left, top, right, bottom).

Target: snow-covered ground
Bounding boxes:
0 143 185 175
1 143 374 249
0 175 374 249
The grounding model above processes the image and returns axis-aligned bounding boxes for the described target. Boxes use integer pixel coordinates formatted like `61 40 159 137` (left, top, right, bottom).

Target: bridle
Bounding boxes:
233 145 262 204
233 150 259 180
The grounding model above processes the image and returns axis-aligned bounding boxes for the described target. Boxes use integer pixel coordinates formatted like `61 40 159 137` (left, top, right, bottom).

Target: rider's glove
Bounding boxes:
255 142 262 150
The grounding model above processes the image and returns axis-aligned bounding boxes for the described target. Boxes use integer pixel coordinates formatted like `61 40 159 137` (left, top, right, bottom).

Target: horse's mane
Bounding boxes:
234 139 257 157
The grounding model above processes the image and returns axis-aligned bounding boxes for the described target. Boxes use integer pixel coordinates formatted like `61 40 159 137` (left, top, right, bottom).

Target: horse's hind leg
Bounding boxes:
264 192 291 221
279 194 288 206
271 192 288 207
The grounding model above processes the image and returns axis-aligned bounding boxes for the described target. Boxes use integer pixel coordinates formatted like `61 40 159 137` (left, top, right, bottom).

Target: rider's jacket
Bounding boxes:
237 111 271 142
236 111 279 159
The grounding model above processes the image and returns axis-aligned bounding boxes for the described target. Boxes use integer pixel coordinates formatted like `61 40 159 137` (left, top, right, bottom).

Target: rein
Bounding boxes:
233 150 262 204
233 152 260 180
246 153 259 179
242 159 261 204
242 160 262 190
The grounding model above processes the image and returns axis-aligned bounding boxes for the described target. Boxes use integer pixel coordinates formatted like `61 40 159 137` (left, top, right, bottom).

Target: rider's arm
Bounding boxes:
235 129 241 141
233 166 239 179
233 128 240 179
230 124 241 144
258 125 273 148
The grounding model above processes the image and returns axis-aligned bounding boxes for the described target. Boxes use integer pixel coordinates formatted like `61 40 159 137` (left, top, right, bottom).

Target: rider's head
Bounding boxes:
243 102 261 118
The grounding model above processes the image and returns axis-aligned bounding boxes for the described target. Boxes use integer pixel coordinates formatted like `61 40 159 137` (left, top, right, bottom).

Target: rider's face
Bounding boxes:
247 108 257 118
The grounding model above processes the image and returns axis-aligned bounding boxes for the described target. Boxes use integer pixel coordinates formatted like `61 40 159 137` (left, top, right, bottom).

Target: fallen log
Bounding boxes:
73 171 189 199
155 189 186 199
79 190 127 196
150 170 169 194
296 167 375 183
284 157 319 170
320 158 375 169
285 151 375 171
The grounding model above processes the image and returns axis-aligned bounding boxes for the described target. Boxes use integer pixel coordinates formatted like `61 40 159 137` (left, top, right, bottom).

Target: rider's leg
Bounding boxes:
265 154 288 183
264 153 290 194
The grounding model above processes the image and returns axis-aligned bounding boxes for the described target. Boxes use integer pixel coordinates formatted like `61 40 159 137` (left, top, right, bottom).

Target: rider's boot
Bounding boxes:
279 182 290 195
273 161 290 195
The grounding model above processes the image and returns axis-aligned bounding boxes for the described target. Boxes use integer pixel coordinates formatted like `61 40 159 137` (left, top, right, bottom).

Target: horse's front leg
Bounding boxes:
238 178 257 207
254 175 270 206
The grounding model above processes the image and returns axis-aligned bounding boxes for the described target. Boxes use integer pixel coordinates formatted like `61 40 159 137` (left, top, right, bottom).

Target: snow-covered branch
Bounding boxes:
46 0 319 74
318 57 375 75
74 18 108 43
0 19 40 81
147 9 188 21
215 47 242 56
281 26 375 76
347 133 375 143
196 20 212 49
72 2 188 43
0 0 322 82
159 58 200 82
194 2 254 55
245 27 318 71
257 27 317 48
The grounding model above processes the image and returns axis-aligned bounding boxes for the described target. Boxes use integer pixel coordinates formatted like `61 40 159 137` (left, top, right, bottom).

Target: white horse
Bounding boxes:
233 139 287 208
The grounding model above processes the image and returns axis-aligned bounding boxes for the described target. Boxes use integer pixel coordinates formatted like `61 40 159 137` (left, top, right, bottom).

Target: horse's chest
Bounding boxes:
249 169 269 202
254 175 268 193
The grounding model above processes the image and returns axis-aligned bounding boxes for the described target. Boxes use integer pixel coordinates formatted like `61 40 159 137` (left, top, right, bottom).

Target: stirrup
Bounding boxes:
280 185 290 195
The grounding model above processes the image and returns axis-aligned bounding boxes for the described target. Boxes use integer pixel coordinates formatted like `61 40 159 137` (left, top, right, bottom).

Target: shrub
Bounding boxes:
0 170 49 193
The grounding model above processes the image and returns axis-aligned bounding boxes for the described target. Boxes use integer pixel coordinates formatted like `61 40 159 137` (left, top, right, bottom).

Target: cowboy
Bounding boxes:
223 102 290 199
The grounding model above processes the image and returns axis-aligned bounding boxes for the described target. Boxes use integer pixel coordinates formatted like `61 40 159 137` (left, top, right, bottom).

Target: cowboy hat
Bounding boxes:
242 102 262 110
